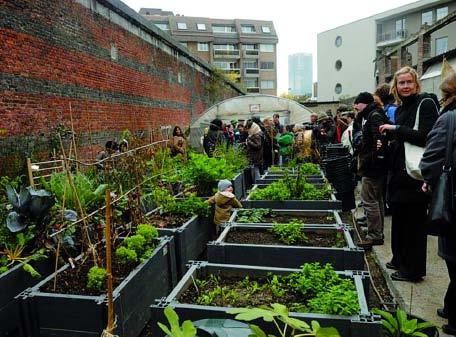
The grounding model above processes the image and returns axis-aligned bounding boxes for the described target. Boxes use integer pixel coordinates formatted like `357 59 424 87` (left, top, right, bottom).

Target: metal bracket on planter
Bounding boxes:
155 298 172 308
15 287 33 300
187 260 207 269
354 313 379 323
208 240 221 246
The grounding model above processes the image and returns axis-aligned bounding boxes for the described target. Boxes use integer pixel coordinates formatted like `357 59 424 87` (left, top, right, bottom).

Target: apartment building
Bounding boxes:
139 8 279 95
288 53 313 96
317 0 456 101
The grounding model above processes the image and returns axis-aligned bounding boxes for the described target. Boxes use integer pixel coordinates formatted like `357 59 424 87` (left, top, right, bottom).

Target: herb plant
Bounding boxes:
115 224 158 265
157 306 197 337
372 308 435 337
271 220 308 245
298 163 320 175
228 303 341 337
236 208 272 223
87 266 107 291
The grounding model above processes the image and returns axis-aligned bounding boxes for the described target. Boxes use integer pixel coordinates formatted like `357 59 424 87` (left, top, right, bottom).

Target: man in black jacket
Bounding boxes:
354 92 390 248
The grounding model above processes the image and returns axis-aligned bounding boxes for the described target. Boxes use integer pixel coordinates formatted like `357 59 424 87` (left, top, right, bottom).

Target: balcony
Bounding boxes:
222 68 241 77
246 87 260 93
244 68 259 77
213 49 240 58
377 29 408 47
243 49 259 58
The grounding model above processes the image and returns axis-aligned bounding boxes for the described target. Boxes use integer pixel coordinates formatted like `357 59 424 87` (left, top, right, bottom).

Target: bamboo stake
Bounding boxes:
26 158 35 188
104 189 114 333
69 103 79 173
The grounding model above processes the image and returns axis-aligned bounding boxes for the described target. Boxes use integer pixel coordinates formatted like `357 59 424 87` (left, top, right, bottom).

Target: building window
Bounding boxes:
422 11 433 25
244 79 258 88
437 7 448 20
197 23 206 30
260 62 274 70
241 25 255 33
243 61 257 68
335 83 342 94
214 44 236 50
180 42 187 48
335 60 342 71
436 37 448 55
260 80 274 89
197 42 209 51
395 19 406 38
177 22 187 30
262 26 271 33
335 36 342 47
155 23 169 30
242 44 256 50
260 44 274 52
212 25 236 33
214 61 231 70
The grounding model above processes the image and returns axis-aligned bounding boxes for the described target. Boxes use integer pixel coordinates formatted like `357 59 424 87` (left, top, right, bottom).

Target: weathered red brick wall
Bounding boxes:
0 0 242 176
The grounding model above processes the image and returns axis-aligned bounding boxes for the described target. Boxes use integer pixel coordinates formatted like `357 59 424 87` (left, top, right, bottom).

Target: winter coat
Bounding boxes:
207 191 242 225
277 132 294 156
246 123 264 166
341 122 354 155
203 130 225 157
357 103 389 178
388 93 439 203
420 101 456 262
263 125 278 167
170 135 187 156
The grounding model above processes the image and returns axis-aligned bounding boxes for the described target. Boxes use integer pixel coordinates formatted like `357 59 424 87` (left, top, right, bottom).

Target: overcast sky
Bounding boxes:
121 0 416 94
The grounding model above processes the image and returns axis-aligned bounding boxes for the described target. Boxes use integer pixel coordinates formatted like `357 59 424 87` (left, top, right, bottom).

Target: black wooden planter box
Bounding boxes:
17 236 177 337
231 172 244 200
149 262 381 337
228 208 344 226
0 259 53 337
207 224 364 270
243 185 342 210
148 212 211 279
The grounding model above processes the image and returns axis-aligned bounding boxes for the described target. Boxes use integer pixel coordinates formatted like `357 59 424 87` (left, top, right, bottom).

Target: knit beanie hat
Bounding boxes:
354 92 374 105
218 179 232 192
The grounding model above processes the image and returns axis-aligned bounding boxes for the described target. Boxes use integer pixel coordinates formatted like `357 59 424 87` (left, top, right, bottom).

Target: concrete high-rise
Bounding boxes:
288 53 312 96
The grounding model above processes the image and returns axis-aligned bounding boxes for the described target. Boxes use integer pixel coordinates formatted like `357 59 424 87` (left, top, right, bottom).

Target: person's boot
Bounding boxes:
442 324 456 336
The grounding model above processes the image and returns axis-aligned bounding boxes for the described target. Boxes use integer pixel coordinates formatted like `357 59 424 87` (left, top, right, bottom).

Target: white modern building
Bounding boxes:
317 0 456 101
288 53 313 96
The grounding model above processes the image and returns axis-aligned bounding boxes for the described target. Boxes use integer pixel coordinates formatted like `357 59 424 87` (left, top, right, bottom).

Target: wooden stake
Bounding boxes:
69 103 79 173
26 158 35 188
105 189 114 333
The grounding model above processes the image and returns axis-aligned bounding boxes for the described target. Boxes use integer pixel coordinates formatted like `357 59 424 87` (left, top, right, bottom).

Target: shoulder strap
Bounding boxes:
415 97 439 130
444 111 456 169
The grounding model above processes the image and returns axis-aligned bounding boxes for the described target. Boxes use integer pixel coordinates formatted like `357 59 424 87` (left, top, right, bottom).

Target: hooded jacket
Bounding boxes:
246 122 264 166
207 191 242 225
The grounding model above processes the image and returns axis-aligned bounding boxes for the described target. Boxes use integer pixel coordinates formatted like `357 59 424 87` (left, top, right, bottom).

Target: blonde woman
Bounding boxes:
379 66 439 282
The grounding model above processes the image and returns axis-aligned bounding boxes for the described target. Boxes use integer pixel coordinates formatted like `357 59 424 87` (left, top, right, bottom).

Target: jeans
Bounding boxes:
360 176 385 241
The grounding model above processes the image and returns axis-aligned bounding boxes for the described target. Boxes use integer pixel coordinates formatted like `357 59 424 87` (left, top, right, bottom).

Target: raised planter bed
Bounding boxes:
207 224 364 270
256 176 326 185
149 262 381 337
228 208 344 226
231 172 244 200
0 259 53 337
243 185 342 211
17 236 176 337
145 210 211 278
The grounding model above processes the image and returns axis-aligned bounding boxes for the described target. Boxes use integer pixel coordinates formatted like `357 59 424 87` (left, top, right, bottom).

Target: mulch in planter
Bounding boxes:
144 213 190 228
40 255 136 296
225 227 343 247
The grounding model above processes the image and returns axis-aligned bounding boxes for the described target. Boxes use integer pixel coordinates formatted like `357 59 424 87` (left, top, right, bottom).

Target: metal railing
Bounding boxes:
377 29 408 43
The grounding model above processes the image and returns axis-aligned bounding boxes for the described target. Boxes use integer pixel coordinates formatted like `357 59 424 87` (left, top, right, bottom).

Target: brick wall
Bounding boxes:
0 0 242 176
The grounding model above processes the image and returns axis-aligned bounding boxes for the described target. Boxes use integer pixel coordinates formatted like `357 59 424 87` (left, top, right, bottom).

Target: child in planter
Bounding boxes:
207 179 242 235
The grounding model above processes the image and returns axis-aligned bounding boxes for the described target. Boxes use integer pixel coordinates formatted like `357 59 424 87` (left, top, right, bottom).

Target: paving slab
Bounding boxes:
373 215 451 337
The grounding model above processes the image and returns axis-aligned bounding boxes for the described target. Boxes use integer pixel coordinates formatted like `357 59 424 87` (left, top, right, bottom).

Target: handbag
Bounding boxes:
404 98 437 180
427 111 456 236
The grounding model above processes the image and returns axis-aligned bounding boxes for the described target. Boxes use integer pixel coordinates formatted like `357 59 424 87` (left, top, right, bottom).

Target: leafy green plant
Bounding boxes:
213 145 248 172
307 280 359 315
298 163 320 175
228 303 341 337
149 187 209 218
237 208 272 223
157 306 196 337
42 172 108 213
372 308 435 337
116 224 158 265
271 220 308 245
181 153 236 196
87 266 107 291
334 228 346 248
